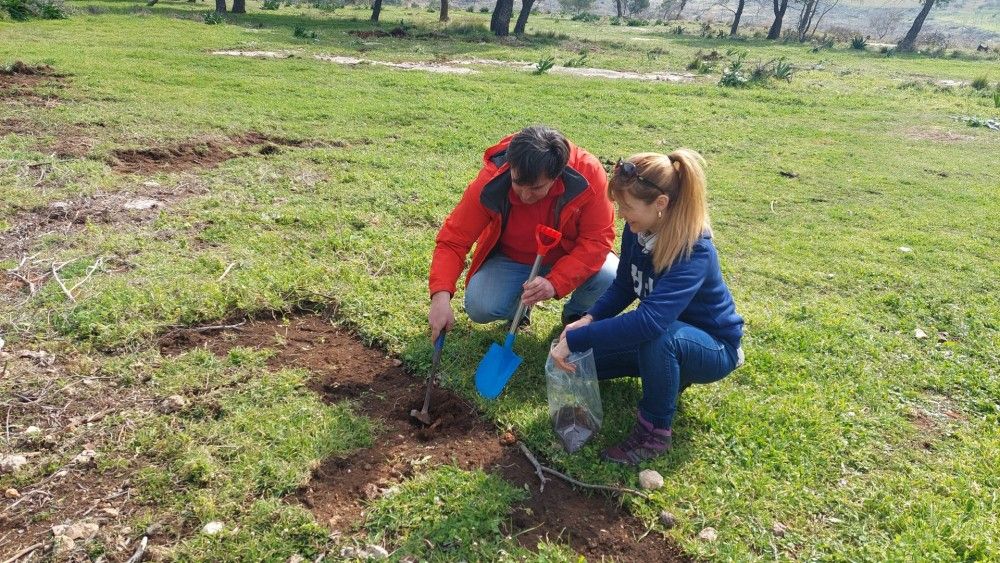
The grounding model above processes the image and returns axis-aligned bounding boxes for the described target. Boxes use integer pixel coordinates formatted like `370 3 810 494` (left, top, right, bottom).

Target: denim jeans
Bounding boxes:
464 252 619 324
591 320 740 429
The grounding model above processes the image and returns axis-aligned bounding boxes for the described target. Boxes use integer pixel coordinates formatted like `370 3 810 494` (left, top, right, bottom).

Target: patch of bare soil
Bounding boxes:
0 117 96 158
106 131 328 174
0 61 67 108
0 348 152 562
160 316 686 561
1 185 205 303
348 27 410 39
903 127 976 142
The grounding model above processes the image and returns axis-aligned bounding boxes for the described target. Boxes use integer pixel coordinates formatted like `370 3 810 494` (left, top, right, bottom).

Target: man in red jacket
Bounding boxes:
428 126 617 341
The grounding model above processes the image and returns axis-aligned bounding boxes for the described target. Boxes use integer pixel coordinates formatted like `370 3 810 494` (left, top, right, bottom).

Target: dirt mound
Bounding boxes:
107 132 320 174
0 61 66 107
161 316 686 561
348 27 409 39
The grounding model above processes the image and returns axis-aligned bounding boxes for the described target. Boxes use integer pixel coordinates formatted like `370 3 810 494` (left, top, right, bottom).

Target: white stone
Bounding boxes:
698 527 718 541
52 534 76 556
65 520 99 540
638 469 664 490
25 425 42 435
914 328 929 340
4 487 19 499
202 521 224 535
367 545 389 559
0 454 28 474
659 510 677 528
899 246 913 253
772 521 788 537
161 395 188 413
73 448 97 466
123 198 162 211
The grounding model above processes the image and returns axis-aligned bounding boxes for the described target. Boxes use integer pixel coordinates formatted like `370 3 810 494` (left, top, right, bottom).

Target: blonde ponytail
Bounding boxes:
608 149 710 273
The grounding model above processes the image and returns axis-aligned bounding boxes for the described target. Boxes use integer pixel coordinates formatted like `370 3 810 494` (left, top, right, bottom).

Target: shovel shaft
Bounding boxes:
508 254 544 337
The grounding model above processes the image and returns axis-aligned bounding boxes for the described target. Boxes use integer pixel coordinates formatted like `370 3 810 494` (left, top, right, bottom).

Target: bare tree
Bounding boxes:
371 0 382 21
869 8 905 40
730 0 745 35
898 0 947 51
514 0 534 33
215 0 227 12
440 0 449 21
491 0 514 35
615 0 624 17
231 0 245 13
767 0 789 39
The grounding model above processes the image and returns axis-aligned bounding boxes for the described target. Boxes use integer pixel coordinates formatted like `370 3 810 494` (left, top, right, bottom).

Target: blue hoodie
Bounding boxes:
565 226 744 353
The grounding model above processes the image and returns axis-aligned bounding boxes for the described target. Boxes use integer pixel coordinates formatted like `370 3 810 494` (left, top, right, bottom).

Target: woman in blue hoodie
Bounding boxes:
550 149 744 465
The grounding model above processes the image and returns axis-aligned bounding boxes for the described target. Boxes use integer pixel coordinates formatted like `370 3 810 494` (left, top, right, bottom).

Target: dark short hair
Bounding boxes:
507 126 570 185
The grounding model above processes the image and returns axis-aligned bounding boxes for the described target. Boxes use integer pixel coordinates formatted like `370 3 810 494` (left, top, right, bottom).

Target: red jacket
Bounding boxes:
429 135 615 299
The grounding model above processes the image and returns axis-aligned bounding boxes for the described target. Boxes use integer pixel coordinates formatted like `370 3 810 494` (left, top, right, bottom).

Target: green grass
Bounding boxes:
2 2 999 560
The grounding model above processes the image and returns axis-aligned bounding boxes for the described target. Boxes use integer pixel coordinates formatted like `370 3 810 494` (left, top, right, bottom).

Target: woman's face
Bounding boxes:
615 192 668 234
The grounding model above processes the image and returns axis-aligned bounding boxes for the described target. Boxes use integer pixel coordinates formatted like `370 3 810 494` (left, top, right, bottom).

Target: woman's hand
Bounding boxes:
550 338 576 373
428 291 455 342
558 314 593 342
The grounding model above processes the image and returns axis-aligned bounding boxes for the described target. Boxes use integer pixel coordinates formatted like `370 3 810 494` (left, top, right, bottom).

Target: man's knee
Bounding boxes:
464 292 505 324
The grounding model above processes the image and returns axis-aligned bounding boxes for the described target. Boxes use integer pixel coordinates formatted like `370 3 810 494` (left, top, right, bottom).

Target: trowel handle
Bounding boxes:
432 332 446 367
508 254 544 338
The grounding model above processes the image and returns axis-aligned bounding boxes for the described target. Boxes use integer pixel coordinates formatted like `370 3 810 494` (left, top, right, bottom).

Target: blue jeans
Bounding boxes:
464 252 618 324
592 320 740 429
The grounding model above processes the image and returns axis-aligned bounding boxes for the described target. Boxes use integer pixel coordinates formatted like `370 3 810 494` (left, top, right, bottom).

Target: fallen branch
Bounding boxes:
517 441 650 500
50 260 76 303
217 261 237 282
2 542 46 563
68 256 105 294
517 441 548 493
124 536 148 563
184 320 247 333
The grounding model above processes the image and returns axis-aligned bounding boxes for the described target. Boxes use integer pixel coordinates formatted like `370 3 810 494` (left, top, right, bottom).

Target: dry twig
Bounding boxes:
124 536 148 563
517 441 548 492
2 542 46 563
517 441 650 500
217 261 237 282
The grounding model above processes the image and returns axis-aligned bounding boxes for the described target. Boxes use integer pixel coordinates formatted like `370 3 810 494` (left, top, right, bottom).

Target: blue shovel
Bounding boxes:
475 224 562 400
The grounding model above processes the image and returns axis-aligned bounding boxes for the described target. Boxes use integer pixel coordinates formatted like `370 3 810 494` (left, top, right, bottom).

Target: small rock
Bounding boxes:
17 349 55 367
361 483 380 500
145 522 164 536
937 331 949 343
73 448 97 467
202 521 224 535
340 546 367 559
659 510 677 528
123 198 162 211
5 487 19 499
142 181 161 189
698 527 718 542
772 521 788 537
0 454 28 474
914 328 929 340
366 545 389 559
52 534 76 556
899 246 913 253
499 430 517 446
391 358 403 367
288 555 306 563
65 520 99 540
48 201 71 217
638 469 664 490
161 395 188 413
146 545 172 562
102 507 120 517
24 425 42 436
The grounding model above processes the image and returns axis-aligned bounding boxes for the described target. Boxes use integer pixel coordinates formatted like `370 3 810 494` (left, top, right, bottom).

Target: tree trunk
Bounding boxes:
513 0 534 33
215 0 226 12
371 0 382 22
797 0 817 41
615 0 624 17
671 0 688 19
767 0 789 39
729 0 745 35
440 0 449 21
897 0 935 52
491 0 514 36
231 0 245 13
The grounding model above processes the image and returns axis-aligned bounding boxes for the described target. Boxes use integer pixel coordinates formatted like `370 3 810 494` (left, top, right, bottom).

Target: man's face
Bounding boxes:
510 168 556 205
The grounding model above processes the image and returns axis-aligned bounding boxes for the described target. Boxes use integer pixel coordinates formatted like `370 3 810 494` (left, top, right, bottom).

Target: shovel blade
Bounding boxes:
475 340 522 400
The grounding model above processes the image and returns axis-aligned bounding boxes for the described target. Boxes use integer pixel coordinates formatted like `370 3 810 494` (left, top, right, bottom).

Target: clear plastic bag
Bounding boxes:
546 341 603 453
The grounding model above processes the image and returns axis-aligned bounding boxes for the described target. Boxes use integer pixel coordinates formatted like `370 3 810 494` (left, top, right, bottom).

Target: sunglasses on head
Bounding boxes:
615 159 667 193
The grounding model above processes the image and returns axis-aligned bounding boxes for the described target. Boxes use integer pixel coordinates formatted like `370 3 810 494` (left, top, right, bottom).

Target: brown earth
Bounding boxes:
106 132 329 174
0 61 66 108
161 315 687 561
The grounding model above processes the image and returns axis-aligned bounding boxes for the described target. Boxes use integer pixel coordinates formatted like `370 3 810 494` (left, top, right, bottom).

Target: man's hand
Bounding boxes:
559 314 593 342
521 276 555 308
428 291 455 342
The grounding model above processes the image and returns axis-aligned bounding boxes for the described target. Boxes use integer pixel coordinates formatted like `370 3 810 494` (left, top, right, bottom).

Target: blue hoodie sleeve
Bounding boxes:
566 241 710 353
587 230 636 321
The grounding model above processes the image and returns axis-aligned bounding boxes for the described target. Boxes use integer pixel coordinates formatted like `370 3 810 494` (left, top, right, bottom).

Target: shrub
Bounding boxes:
293 25 317 38
465 5 473 11
564 51 588 67
772 57 793 81
533 56 555 74
850 35 866 50
1 0 33 20
261 0 280 9
203 10 224 24
479 6 488 12
971 76 989 90
671 25 683 34
993 90 1000 108
570 11 599 22
626 17 648 26
686 51 717 74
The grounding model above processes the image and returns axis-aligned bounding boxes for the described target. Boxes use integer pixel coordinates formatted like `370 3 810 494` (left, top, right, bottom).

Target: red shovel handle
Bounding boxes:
535 225 562 255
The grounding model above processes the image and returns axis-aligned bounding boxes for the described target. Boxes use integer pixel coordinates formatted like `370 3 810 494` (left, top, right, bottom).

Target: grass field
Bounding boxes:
2 2 999 560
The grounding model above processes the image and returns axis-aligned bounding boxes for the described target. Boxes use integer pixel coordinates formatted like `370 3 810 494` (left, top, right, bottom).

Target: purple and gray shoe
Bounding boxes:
601 412 672 466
